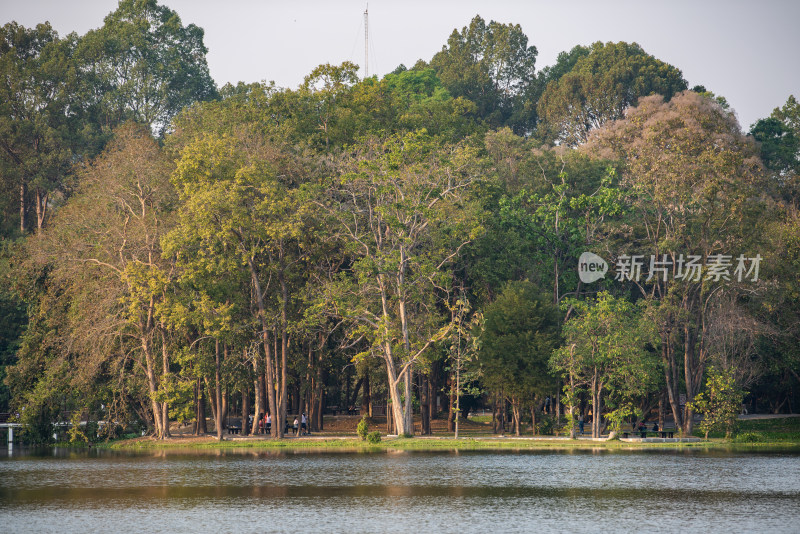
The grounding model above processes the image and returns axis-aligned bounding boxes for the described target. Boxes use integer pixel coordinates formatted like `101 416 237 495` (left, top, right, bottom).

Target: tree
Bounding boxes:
750 117 799 177
583 91 769 434
477 281 560 436
9 122 176 438
750 95 800 179
317 131 481 436
538 41 687 146
550 293 659 438
0 22 82 234
430 16 538 132
76 0 217 136
166 129 309 438
688 366 745 439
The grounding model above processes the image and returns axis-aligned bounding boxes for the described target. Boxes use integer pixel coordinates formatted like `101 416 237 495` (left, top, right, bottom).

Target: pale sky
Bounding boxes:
2 0 798 130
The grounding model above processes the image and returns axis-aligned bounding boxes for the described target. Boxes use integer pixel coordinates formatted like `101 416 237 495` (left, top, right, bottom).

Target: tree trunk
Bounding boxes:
192 379 198 434
662 339 684 431
160 331 171 438
246 257 279 437
221 389 228 430
531 404 537 436
447 372 456 432
35 187 48 233
252 357 263 435
215 341 223 440
428 370 437 421
314 345 324 431
278 247 290 438
317 378 325 431
307 343 317 432
205 377 218 434
141 335 163 439
241 386 250 436
511 399 520 436
195 379 207 435
20 183 26 234
591 367 602 439
360 368 371 417
420 373 431 435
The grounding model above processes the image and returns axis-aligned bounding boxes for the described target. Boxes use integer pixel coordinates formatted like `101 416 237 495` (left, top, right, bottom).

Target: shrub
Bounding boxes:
535 413 556 435
67 412 89 444
688 366 745 439
733 431 765 443
357 416 369 440
366 431 382 443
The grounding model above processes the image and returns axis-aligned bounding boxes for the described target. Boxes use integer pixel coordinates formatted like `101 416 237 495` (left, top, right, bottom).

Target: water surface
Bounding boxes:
1 447 798 533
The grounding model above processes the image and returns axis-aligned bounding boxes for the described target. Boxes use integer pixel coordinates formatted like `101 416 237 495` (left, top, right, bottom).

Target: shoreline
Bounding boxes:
102 434 800 452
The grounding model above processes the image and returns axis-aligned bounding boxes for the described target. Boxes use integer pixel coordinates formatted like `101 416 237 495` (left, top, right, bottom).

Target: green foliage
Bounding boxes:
67 411 89 444
689 366 746 439
535 413 556 436
430 15 538 132
76 0 218 135
478 281 560 401
18 399 58 444
557 411 577 437
732 431 765 443
357 416 369 440
366 430 382 444
551 292 659 437
606 403 640 434
750 95 800 178
2 6 798 448
0 21 84 234
538 41 687 145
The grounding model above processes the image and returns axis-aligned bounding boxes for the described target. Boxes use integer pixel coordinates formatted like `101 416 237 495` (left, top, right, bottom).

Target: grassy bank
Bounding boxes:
107 424 800 453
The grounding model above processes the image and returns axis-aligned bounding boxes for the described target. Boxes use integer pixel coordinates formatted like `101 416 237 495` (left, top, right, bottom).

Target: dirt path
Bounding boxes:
738 413 800 420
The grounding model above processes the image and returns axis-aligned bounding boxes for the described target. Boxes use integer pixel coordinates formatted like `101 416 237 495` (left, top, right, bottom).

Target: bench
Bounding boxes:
622 428 675 439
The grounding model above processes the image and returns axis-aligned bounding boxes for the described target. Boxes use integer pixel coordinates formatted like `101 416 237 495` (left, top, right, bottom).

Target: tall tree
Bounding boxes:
166 129 308 438
76 0 217 136
0 22 81 234
583 92 769 434
430 15 538 132
538 41 687 146
477 281 560 436
318 131 481 436
9 123 176 438
750 95 800 180
551 293 659 438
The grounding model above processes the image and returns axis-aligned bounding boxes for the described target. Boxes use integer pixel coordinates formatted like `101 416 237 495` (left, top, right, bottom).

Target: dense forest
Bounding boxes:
2 0 799 442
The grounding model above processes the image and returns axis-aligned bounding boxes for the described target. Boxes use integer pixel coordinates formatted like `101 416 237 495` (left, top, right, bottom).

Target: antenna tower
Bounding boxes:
364 6 369 78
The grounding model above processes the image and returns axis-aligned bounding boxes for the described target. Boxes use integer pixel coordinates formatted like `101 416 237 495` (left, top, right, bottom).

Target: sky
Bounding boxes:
2 0 799 130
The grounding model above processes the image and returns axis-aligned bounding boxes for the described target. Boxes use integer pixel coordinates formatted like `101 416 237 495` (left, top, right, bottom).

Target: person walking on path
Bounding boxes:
301 413 308 435
578 414 584 435
292 417 299 436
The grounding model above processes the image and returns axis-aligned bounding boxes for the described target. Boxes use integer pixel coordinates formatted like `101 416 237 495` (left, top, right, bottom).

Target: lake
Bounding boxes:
1 446 799 533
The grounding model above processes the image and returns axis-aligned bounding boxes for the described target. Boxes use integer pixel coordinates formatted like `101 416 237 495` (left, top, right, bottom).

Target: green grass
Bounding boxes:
106 434 800 453
100 416 800 453
696 417 800 442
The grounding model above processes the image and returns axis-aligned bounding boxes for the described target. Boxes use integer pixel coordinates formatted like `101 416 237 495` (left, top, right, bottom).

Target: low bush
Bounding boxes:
732 431 765 443
357 416 369 440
